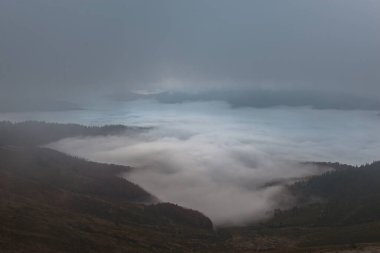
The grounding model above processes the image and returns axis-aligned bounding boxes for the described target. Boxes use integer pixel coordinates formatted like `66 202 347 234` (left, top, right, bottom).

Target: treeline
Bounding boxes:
268 161 380 227
0 121 148 146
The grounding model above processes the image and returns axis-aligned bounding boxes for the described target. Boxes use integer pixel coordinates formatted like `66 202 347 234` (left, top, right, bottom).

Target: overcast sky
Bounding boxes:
1 0 379 101
2 1 380 224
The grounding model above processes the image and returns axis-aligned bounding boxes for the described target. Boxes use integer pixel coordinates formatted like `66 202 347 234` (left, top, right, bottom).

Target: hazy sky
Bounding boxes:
1 2 380 225
1 0 379 101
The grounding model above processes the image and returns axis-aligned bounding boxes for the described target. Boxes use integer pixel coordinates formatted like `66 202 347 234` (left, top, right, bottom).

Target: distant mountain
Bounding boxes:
109 89 380 110
0 121 149 146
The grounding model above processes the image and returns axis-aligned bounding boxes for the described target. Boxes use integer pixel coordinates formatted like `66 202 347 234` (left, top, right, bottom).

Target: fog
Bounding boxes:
1 0 380 225
40 100 380 225
1 1 380 105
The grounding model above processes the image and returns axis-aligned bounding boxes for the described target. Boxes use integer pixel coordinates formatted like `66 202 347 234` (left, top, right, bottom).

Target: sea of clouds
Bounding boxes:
2 100 380 225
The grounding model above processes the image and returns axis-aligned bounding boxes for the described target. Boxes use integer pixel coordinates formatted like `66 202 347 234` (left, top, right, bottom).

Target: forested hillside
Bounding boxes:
0 146 217 253
270 161 380 227
0 121 148 146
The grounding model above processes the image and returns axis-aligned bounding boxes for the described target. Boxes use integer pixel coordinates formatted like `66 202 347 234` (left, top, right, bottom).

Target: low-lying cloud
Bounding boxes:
49 130 321 225
47 101 380 225
111 89 380 111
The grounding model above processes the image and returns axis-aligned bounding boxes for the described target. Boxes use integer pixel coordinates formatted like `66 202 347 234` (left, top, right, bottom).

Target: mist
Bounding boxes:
44 100 380 225
2 1 380 251
1 0 380 226
1 0 380 105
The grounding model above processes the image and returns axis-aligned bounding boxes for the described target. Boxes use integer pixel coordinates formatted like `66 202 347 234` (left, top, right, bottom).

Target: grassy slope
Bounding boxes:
0 146 220 253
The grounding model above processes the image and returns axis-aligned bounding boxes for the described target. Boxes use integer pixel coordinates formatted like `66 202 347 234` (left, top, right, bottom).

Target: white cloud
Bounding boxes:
47 101 380 225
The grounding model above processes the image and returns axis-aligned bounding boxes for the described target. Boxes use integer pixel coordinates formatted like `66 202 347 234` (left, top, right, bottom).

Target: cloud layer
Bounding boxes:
1 0 379 101
48 129 319 225
47 101 380 225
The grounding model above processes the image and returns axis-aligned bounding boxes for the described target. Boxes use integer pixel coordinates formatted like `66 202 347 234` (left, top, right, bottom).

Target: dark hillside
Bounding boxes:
0 122 218 252
0 146 153 203
0 147 217 253
0 121 148 146
248 161 380 248
270 162 380 227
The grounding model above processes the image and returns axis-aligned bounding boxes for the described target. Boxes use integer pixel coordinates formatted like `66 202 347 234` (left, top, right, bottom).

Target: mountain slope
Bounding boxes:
0 121 148 147
269 162 380 227
0 122 218 252
0 146 216 253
